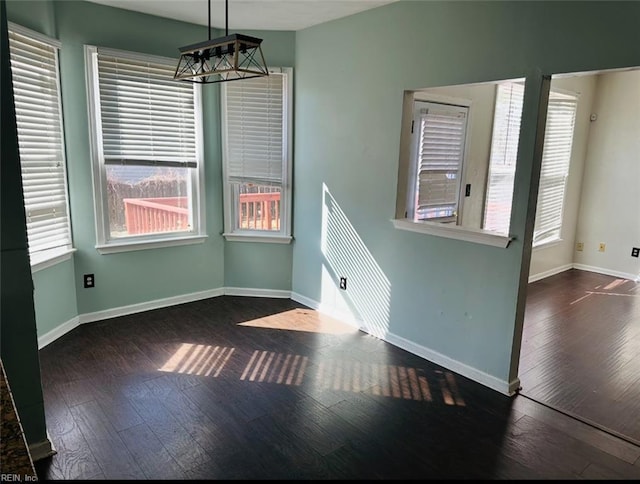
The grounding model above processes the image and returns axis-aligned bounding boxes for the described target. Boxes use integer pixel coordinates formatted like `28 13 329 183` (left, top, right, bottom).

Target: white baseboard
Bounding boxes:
291 292 363 330
386 331 520 396
224 287 291 298
528 263 573 283
39 287 520 396
79 287 225 324
573 263 639 282
290 291 317 310
29 433 56 462
38 316 80 349
292 292 516 396
39 287 301 348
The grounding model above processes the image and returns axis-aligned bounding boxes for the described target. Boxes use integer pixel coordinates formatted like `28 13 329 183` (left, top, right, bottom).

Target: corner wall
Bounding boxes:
1 0 48 449
574 69 640 280
292 0 640 392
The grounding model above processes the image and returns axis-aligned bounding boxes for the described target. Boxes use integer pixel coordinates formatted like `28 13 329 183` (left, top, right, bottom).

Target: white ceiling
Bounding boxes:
86 0 398 31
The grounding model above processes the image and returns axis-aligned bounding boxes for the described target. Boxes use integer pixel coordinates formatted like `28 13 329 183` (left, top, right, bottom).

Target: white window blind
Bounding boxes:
96 52 198 167
224 73 285 186
87 46 204 247
8 27 72 257
533 91 577 246
411 101 468 221
483 82 525 234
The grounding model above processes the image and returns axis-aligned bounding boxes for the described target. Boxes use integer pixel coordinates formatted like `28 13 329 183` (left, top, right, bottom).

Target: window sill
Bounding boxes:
31 247 77 273
96 234 207 254
223 232 293 244
391 218 513 248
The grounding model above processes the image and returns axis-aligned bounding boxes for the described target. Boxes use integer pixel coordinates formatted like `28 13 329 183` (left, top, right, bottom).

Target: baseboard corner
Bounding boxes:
29 433 56 462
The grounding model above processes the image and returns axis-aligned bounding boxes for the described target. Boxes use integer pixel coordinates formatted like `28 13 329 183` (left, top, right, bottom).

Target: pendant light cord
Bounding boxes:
208 0 228 38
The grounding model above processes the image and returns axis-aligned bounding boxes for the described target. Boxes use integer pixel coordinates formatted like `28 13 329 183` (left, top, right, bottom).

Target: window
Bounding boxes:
221 68 292 243
407 101 469 223
483 82 578 246
8 24 73 268
533 91 577 246
85 46 205 252
483 82 525 234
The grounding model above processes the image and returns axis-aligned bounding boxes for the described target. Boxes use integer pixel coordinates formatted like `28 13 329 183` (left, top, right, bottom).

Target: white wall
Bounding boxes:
528 74 598 281
574 69 640 280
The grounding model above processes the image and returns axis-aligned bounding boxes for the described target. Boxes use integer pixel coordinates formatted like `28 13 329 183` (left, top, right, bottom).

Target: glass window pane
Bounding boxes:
235 183 281 231
106 165 191 238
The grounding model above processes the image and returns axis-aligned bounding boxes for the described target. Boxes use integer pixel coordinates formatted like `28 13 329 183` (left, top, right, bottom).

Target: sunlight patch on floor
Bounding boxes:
603 278 628 291
159 345 466 405
158 343 234 376
240 350 309 385
237 308 359 334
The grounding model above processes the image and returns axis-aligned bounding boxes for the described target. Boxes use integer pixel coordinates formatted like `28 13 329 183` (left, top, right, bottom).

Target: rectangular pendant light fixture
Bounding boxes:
174 0 268 84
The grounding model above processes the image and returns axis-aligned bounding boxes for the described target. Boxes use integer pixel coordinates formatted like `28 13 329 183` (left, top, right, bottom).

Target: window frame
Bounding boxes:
406 98 470 224
8 22 75 270
481 81 578 248
392 89 513 249
482 81 526 235
85 45 207 254
532 88 578 248
220 67 293 244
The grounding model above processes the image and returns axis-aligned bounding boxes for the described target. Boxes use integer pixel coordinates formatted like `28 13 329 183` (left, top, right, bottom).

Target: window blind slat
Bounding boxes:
9 27 72 258
224 73 285 184
483 82 524 234
532 95 577 245
97 55 198 166
412 101 467 221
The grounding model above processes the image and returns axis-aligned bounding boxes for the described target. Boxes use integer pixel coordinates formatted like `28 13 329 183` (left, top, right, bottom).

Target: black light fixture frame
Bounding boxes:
173 0 269 84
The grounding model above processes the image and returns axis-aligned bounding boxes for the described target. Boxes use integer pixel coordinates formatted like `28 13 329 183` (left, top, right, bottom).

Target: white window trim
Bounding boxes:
9 22 75 270
393 89 512 248
221 233 292 244
482 80 526 235
531 88 578 248
407 99 470 224
391 218 513 248
8 21 61 48
221 67 293 244
84 45 206 253
31 247 77 274
95 234 207 255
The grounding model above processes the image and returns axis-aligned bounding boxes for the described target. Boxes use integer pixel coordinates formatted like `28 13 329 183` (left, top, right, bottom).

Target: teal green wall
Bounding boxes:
53 0 224 314
3 0 295 450
222 29 295 291
224 242 292 289
292 1 640 386
1 0 47 445
42 1 295 315
6 1 78 340
6 0 295 328
33 261 78 336
5 0 54 36
9 0 638 406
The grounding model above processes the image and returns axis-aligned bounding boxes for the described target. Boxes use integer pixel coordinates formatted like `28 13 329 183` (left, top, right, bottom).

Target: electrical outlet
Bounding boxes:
339 277 347 290
84 274 95 288
576 242 584 251
598 243 606 252
632 247 640 258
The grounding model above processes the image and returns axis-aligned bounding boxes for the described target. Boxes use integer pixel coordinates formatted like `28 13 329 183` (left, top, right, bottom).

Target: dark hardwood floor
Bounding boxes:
519 268 640 447
34 294 640 479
